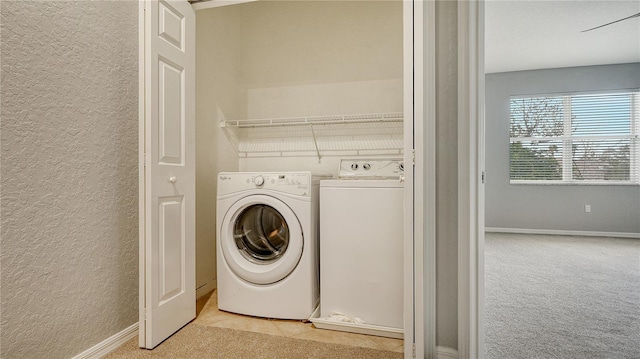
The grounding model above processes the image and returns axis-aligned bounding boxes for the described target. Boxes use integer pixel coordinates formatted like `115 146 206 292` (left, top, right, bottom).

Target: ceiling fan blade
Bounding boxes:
581 12 640 32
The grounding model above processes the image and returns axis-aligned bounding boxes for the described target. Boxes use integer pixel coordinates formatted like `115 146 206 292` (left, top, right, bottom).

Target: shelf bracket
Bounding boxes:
219 120 241 155
309 123 321 163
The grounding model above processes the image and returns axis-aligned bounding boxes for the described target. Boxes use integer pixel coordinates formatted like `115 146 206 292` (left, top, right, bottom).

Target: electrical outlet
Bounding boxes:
584 204 591 213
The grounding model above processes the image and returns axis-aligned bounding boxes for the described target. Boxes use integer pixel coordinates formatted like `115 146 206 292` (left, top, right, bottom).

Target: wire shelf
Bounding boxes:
220 112 404 161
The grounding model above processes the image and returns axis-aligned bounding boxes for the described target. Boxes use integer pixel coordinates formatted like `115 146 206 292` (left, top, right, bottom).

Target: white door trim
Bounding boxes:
403 2 416 357
138 0 147 347
191 0 257 11
457 1 485 358
405 1 436 358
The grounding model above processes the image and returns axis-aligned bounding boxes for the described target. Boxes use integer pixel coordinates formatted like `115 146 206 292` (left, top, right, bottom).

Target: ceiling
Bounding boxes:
485 1 640 73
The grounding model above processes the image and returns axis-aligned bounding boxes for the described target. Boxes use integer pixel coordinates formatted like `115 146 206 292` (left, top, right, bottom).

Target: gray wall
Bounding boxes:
1 2 139 358
434 0 459 350
486 63 640 234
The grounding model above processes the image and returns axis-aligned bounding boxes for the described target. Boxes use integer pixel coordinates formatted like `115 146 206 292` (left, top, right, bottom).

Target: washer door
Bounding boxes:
220 195 303 285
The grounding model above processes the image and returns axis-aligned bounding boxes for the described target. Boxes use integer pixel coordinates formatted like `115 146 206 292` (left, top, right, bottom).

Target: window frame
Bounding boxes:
509 89 640 185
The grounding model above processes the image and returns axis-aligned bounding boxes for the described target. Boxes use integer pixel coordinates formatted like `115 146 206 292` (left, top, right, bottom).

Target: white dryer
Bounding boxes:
216 172 327 319
314 159 404 338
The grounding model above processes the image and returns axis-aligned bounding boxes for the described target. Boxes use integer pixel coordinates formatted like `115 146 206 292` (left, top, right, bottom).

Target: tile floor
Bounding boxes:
195 290 404 353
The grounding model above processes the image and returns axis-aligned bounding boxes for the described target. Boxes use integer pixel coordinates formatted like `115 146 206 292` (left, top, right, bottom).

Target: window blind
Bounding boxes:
509 91 640 184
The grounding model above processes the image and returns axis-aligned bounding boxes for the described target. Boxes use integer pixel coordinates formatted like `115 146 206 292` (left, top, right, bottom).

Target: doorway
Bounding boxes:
482 1 640 358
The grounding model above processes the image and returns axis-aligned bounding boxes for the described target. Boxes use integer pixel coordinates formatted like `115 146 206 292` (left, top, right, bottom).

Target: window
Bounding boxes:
509 91 640 184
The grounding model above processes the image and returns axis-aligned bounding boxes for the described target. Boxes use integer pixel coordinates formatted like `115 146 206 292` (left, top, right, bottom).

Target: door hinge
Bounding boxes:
411 149 415 166
481 170 485 184
412 343 416 358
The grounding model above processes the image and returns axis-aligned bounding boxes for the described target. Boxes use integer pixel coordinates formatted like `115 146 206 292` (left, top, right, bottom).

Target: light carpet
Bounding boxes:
106 324 403 359
485 232 640 359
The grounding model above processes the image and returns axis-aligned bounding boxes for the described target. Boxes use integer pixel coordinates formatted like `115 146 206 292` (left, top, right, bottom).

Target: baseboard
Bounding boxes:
71 322 138 359
436 346 458 359
196 279 217 299
485 227 640 239
69 318 454 358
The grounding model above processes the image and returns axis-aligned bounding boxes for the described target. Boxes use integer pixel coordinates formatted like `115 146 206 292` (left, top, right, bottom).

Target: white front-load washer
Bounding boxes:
216 171 326 319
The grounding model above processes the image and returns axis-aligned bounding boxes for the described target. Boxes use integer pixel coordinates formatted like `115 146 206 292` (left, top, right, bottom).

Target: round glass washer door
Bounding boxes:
220 195 303 285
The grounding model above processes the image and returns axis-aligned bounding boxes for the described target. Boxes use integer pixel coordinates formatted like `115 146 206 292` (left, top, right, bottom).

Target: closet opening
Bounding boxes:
195 0 405 353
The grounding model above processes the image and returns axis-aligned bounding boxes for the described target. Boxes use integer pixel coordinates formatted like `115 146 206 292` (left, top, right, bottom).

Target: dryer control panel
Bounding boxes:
338 159 404 179
218 172 314 197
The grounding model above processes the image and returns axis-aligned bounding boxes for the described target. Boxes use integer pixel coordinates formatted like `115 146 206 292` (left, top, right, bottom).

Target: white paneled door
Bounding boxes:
140 0 196 349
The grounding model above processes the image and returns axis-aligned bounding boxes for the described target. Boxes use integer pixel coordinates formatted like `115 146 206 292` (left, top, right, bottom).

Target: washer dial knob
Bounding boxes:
254 176 265 186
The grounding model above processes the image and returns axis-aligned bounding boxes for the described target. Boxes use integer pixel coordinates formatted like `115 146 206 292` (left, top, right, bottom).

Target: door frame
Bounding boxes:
406 1 436 358
457 0 485 358
138 0 146 347
138 1 436 357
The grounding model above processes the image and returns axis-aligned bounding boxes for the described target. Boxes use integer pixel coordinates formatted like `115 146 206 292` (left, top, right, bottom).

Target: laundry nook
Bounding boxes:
138 0 409 354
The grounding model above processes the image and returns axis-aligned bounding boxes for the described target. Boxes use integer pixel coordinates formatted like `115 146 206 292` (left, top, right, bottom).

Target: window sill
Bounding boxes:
509 180 640 186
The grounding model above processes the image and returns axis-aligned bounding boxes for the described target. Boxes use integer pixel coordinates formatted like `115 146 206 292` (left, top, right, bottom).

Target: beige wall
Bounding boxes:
0 2 139 358
240 1 403 90
195 5 243 294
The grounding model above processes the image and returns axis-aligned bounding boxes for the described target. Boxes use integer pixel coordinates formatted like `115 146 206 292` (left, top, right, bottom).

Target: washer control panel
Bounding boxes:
339 158 404 179
218 172 314 196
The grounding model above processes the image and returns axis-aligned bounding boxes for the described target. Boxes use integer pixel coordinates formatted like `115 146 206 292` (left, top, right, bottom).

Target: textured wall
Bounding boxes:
1 2 139 358
485 64 640 234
